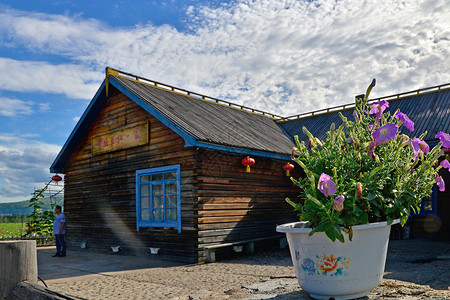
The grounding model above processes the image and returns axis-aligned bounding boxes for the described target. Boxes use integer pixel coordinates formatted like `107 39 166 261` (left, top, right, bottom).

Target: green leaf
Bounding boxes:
386 216 393 225
334 225 345 243
367 193 377 201
309 222 329 236
361 212 369 224
325 227 337 242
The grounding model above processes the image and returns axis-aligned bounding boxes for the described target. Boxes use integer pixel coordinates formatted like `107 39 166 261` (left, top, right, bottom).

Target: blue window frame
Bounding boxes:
136 165 181 233
412 185 438 218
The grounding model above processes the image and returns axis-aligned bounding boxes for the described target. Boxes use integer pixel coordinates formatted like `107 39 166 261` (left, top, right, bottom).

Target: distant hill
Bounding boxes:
0 197 63 215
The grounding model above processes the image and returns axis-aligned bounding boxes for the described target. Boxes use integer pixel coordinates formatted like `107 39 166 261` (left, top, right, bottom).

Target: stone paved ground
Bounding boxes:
39 239 450 300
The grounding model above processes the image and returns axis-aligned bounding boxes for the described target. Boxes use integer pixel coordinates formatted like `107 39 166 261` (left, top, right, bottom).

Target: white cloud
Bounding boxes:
0 97 34 116
1 1 449 115
0 135 62 203
0 58 101 99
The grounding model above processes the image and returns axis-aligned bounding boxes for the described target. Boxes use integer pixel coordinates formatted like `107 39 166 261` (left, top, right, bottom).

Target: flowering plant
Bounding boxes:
287 79 450 242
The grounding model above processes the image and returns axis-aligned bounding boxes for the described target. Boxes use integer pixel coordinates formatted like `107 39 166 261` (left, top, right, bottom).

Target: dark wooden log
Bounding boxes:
6 282 77 300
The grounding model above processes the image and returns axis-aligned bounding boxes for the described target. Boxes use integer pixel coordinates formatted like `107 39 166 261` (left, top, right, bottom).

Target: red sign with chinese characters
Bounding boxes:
92 122 149 155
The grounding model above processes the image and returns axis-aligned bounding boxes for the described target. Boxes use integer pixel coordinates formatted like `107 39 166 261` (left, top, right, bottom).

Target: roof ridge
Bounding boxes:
277 82 450 123
105 67 284 120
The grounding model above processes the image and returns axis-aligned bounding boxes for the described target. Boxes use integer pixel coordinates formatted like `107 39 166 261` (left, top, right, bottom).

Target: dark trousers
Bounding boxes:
55 234 66 256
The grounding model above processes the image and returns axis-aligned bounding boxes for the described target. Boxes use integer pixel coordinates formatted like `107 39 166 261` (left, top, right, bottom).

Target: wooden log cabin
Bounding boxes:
51 68 450 262
50 68 300 263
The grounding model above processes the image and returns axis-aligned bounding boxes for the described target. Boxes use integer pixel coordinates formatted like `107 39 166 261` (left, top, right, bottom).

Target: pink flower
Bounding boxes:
435 131 450 148
436 176 445 192
394 111 414 131
334 195 345 211
371 123 398 146
441 159 450 171
317 173 337 197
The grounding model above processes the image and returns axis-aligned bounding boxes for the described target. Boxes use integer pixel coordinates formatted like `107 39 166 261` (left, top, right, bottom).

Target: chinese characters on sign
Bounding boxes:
92 122 149 155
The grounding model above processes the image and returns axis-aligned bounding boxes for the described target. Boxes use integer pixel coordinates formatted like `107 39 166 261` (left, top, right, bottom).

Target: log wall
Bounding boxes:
64 89 198 262
196 148 300 261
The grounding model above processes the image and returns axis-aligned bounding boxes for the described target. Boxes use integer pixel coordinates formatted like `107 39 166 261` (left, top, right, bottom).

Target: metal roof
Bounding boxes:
279 88 450 144
110 74 295 156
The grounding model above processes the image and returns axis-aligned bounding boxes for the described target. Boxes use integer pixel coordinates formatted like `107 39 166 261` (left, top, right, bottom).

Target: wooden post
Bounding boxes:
0 240 37 299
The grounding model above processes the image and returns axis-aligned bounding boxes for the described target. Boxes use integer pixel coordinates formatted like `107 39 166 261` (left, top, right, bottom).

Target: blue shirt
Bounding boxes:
53 213 66 235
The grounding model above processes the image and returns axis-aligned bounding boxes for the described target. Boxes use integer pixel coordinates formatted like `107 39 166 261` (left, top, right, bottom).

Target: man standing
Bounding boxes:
53 205 66 257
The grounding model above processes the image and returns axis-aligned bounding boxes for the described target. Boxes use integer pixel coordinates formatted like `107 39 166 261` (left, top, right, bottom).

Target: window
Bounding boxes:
136 165 181 233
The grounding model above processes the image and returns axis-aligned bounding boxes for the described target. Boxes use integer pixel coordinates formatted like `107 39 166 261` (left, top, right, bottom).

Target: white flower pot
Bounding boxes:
276 220 398 300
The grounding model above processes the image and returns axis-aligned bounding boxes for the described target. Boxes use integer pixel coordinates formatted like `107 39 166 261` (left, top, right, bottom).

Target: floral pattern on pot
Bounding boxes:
301 254 352 277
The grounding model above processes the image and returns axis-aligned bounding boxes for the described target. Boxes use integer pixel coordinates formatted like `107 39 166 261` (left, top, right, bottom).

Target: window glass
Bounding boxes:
141 210 151 221
153 184 163 196
136 165 181 232
166 195 177 208
153 196 164 208
165 182 177 195
153 209 163 220
165 172 177 180
140 175 151 182
153 174 164 181
141 185 150 197
166 209 177 220
141 197 150 209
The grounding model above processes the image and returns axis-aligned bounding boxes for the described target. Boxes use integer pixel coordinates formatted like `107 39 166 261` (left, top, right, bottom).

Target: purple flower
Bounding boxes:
368 100 389 119
409 138 430 160
371 123 398 146
436 176 445 192
441 159 450 171
435 131 450 148
317 173 337 197
394 111 414 131
334 195 345 211
419 140 429 154
409 138 421 160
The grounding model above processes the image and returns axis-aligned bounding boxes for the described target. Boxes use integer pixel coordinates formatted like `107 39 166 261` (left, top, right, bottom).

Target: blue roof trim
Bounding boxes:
50 81 108 173
194 141 291 161
109 76 198 147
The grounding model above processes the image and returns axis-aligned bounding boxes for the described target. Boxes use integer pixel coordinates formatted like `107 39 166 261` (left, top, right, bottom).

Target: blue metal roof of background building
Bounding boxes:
278 86 450 145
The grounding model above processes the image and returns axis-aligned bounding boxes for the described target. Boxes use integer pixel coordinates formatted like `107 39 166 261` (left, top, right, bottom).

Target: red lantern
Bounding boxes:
52 174 62 185
282 163 294 176
242 156 255 173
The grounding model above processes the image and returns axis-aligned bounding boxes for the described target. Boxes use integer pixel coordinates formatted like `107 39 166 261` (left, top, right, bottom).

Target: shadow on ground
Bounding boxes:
37 246 184 281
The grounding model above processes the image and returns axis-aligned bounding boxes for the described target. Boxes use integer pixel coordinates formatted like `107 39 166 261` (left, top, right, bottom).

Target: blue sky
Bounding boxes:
0 0 449 203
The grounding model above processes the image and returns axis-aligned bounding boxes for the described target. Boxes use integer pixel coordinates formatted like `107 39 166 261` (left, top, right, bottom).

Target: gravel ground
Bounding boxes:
40 239 450 300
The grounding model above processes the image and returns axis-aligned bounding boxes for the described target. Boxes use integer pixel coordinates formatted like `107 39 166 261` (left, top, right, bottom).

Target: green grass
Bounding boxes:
0 223 26 237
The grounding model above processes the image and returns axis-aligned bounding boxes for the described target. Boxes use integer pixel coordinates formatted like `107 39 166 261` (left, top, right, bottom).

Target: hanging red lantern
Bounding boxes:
282 163 294 176
242 156 255 173
52 174 62 185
